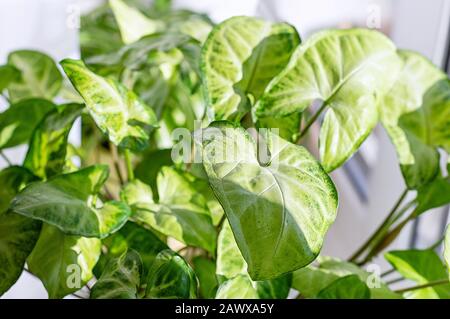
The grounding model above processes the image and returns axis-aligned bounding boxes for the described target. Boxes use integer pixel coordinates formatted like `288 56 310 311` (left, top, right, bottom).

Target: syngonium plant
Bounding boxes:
0 0 450 299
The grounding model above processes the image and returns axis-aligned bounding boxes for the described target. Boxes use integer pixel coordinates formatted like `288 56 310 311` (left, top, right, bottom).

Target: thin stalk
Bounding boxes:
297 102 328 141
348 189 408 262
124 149 134 181
381 268 396 278
0 151 12 166
394 279 449 294
110 144 125 185
386 277 405 285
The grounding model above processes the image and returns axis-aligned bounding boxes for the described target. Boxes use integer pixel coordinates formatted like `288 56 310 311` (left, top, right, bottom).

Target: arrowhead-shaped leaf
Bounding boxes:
23 103 83 179
91 249 143 299
0 212 41 296
61 59 158 151
0 99 56 150
121 170 217 253
145 250 197 299
379 51 448 188
257 29 401 171
11 165 131 238
385 249 450 298
200 122 338 280
201 16 300 121
7 50 62 102
28 224 101 299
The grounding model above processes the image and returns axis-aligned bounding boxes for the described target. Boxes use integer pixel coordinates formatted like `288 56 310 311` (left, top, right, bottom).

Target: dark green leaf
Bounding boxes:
145 250 197 299
11 165 131 238
0 65 20 92
317 274 370 299
0 166 36 215
193 256 218 299
0 212 41 296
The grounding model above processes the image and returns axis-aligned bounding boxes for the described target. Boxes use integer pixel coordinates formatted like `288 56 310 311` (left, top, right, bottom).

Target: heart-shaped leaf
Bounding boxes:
385 249 450 298
145 250 197 299
200 122 338 280
257 29 401 171
0 99 56 150
0 212 41 296
11 165 131 238
23 103 84 179
7 50 62 102
61 59 158 151
91 249 143 299
28 224 101 299
121 169 217 253
201 16 300 121
379 51 448 188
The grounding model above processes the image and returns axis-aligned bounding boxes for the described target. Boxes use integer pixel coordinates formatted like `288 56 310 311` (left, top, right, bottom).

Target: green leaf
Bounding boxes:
255 273 292 299
23 103 83 179
61 59 158 151
200 122 338 280
145 249 197 299
379 51 447 188
385 249 450 298
415 175 450 215
292 257 399 299
193 256 218 299
0 65 20 92
122 169 217 253
0 99 56 150
109 0 163 44
216 221 247 280
257 29 401 171
201 16 300 121
215 274 258 299
91 249 142 299
0 166 36 215
317 274 370 299
0 212 41 296
256 113 301 142
7 50 62 102
11 165 131 238
94 222 168 280
445 227 450 279
28 224 101 299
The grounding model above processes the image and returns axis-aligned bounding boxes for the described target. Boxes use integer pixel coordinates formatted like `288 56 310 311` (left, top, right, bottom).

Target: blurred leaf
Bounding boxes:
7 50 62 102
109 0 163 44
0 65 20 92
145 250 197 299
385 249 450 298
317 274 370 299
202 16 300 121
122 168 216 252
0 212 41 296
445 227 450 279
134 148 173 194
23 103 83 179
257 29 401 171
415 175 450 215
0 99 56 150
61 59 158 151
216 221 247 280
215 274 258 299
11 165 131 238
28 224 101 299
91 249 142 299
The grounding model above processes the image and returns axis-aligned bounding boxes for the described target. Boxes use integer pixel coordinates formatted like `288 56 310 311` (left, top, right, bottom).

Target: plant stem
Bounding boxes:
386 277 405 285
0 151 12 166
124 149 134 181
394 279 449 294
381 268 396 278
297 102 328 141
348 189 408 262
110 143 125 185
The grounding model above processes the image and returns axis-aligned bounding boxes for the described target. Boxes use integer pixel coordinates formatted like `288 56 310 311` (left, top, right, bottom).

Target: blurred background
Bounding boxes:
1 0 449 298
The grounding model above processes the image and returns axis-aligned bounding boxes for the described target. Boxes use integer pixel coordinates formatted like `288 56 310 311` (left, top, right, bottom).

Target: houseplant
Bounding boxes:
0 0 449 299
